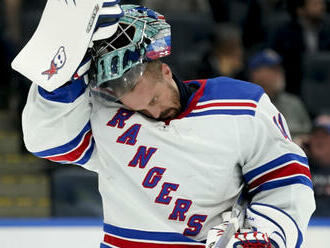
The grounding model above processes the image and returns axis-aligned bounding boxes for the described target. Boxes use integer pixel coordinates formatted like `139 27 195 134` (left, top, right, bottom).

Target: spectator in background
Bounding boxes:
197 23 245 80
248 49 312 139
270 0 330 96
305 113 330 216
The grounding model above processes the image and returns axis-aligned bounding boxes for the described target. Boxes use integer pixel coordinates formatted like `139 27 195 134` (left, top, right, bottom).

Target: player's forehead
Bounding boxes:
120 76 158 109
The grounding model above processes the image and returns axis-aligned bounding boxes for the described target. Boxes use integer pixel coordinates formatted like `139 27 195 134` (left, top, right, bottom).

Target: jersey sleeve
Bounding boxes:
22 74 99 171
238 93 315 247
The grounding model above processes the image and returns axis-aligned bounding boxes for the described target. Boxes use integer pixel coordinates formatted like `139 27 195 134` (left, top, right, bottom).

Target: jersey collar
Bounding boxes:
165 79 207 124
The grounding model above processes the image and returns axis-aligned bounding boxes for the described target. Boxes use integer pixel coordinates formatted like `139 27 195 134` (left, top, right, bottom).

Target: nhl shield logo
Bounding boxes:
42 46 67 80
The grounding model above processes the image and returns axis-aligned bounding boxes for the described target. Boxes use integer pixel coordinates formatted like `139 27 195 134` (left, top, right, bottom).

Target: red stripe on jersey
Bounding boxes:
46 130 93 162
249 162 312 189
175 80 207 119
104 234 205 248
195 102 257 110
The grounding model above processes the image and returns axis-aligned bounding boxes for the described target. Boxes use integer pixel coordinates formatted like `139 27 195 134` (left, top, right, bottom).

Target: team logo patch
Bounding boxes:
42 46 67 80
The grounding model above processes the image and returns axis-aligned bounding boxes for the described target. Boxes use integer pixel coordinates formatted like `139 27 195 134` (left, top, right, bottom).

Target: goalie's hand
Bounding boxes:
206 212 274 248
71 51 92 81
73 1 123 81
92 0 123 43
206 227 273 248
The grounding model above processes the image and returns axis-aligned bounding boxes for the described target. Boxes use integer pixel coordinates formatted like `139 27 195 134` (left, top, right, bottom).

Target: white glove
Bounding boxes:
71 53 92 81
92 0 123 43
75 1 123 80
206 212 273 248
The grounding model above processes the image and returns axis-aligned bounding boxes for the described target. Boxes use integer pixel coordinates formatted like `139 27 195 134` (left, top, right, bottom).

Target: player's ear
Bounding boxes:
161 63 172 81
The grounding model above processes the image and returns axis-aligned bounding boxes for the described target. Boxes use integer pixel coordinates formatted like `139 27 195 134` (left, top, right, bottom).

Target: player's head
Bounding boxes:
248 49 285 99
287 0 326 20
89 5 171 102
119 60 181 121
309 113 330 166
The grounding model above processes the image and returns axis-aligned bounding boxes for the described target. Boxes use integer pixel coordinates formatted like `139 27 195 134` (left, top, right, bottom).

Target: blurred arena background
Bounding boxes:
1 0 330 247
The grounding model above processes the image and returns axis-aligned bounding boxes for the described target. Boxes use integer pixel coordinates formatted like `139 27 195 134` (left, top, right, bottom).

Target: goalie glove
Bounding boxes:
206 212 274 248
71 51 92 81
12 0 122 92
67 1 124 82
206 227 273 248
91 0 123 43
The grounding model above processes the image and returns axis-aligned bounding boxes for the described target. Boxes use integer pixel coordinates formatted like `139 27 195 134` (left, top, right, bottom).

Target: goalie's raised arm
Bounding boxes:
20 1 123 169
12 0 122 91
22 61 95 169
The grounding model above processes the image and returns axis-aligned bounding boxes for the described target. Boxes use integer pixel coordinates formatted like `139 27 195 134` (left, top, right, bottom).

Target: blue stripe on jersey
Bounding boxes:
249 176 313 197
248 206 287 245
272 231 286 247
38 76 87 103
100 243 112 248
74 138 95 165
187 109 256 117
244 153 309 182
33 122 91 157
103 223 201 243
199 77 264 103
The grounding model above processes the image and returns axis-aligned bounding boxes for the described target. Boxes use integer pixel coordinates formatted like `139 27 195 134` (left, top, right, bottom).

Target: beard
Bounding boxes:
157 82 181 121
137 77 182 121
158 107 180 121
140 81 181 121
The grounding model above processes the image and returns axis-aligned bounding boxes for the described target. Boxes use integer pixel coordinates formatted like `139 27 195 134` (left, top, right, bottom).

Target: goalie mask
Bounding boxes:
89 4 171 102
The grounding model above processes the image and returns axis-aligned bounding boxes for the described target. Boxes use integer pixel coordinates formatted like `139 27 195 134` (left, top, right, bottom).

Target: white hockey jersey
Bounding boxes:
22 76 315 247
